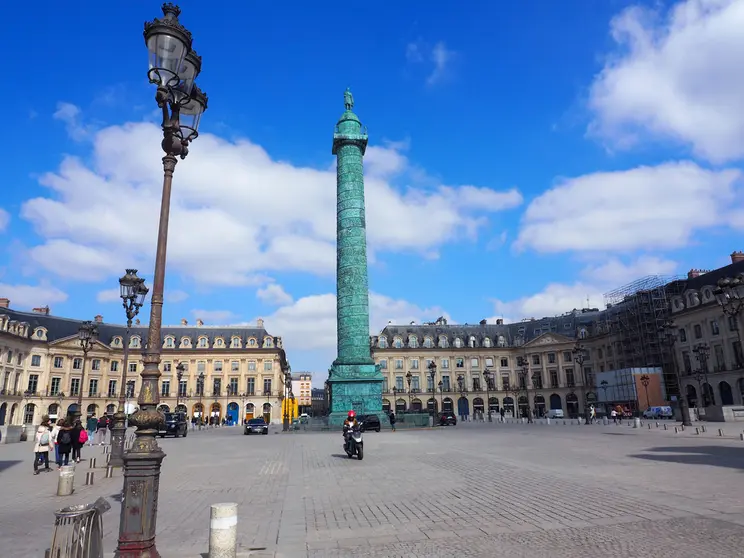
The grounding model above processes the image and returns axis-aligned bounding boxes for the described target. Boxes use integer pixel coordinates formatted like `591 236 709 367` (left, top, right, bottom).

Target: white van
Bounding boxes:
546 409 564 419
642 406 673 419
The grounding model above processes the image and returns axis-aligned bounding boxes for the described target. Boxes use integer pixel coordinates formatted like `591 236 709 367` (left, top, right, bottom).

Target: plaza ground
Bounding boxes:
2 421 744 557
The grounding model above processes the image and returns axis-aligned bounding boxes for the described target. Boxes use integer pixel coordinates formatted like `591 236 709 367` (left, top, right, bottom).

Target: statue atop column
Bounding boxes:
344 87 354 111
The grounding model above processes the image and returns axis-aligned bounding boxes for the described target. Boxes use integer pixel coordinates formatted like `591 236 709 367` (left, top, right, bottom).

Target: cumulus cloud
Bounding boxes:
96 288 120 303
0 282 68 309
53 102 95 141
190 309 237 324
21 122 520 286
256 284 293 306
515 161 742 253
588 0 744 163
406 40 456 85
490 256 678 321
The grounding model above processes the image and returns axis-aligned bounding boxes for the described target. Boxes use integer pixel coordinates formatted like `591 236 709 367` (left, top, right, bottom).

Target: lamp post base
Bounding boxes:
680 399 693 427
109 410 127 467
115 446 166 558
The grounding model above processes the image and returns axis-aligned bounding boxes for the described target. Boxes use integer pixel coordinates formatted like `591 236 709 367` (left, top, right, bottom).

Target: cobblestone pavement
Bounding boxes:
2 421 744 557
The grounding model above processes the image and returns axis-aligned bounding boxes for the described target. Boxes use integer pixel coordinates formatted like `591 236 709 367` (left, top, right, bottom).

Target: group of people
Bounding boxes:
32 413 111 475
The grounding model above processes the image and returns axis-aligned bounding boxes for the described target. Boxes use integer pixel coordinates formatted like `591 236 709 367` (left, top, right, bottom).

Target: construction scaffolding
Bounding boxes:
603 275 686 402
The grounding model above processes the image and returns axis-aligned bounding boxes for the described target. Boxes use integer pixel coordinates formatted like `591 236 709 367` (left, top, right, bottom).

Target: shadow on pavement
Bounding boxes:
630 446 744 470
0 460 23 473
603 432 631 436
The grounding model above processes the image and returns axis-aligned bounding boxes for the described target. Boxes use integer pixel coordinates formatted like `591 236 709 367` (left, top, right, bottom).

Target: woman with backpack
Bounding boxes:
71 419 85 463
33 415 53 474
57 420 74 466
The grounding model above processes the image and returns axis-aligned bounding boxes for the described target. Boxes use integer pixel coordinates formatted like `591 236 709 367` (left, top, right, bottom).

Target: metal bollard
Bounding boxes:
85 472 94 486
680 425 685 431
702 425 707 433
664 424 668 430
674 427 678 433
57 465 75 496
648 424 651 429
89 458 96 469
656 422 659 428
105 466 113 478
740 432 744 441
209 502 238 558
695 427 700 435
718 429 724 437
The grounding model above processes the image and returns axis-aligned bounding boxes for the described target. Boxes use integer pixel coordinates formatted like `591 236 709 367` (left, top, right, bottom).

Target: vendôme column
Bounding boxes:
328 88 383 425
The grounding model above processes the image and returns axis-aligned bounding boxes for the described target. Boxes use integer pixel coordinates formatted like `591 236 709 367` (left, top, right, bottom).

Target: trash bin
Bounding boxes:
46 497 111 558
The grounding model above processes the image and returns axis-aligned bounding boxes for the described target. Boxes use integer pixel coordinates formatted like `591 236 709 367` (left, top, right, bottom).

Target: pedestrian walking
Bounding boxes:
611 409 617 424
86 414 98 446
389 411 396 432
57 420 74 466
50 419 62 468
72 419 85 463
96 415 109 445
33 415 53 475
500 408 505 422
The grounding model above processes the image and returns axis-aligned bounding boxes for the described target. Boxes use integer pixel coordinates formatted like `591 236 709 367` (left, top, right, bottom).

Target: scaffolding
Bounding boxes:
602 275 686 402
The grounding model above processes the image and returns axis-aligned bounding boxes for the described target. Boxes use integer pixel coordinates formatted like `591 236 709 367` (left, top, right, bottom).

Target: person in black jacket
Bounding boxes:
71 419 84 463
56 419 74 466
388 411 396 432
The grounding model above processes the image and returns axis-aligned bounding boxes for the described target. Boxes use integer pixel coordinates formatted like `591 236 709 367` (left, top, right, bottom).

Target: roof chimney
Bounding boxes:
181 318 188 326
496 318 504 325
0 298 9 309
94 314 103 323
196 319 204 326
32 306 50 315
732 251 744 264
257 318 264 328
135 319 141 325
687 269 702 279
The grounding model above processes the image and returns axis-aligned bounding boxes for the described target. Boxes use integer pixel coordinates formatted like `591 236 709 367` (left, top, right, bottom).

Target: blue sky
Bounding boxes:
1 0 743 381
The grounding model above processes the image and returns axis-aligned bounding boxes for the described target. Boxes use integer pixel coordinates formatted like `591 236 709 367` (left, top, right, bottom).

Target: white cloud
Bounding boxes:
21 122 520 286
515 161 742 253
406 40 456 85
166 290 189 303
256 284 293 306
190 309 237 324
53 102 94 141
588 0 744 163
0 208 9 232
261 291 450 353
96 288 120 303
490 256 678 321
0 282 68 309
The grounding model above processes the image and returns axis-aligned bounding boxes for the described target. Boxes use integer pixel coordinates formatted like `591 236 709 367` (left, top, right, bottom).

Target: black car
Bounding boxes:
439 412 457 426
358 414 381 432
158 412 188 438
244 417 269 435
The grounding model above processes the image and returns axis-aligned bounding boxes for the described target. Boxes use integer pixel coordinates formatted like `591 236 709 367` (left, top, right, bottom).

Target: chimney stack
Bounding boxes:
0 298 9 309
181 318 188 326
32 306 50 315
94 314 103 323
196 319 204 326
135 319 141 325
731 251 744 264
257 318 264 328
496 318 504 325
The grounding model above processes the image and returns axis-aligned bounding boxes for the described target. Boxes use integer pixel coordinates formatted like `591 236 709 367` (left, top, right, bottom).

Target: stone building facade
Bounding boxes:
0 302 290 431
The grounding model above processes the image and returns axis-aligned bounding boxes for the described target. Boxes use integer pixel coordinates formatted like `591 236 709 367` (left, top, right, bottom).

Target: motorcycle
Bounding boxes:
343 425 364 460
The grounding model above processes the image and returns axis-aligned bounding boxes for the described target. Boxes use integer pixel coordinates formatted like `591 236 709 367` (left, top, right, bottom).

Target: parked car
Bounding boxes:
439 412 457 426
158 412 188 438
358 414 381 432
244 417 269 435
546 409 564 419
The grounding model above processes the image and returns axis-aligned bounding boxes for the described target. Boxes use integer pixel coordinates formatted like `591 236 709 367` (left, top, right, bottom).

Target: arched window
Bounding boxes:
438 336 449 348
248 338 256 346
378 337 388 348
264 337 273 348
454 337 463 348
497 335 506 347
215 338 224 347
181 337 191 347
408 336 418 348
423 336 433 348
198 337 208 348
483 337 492 348
578 328 587 340
469 336 477 348
231 336 241 348
393 337 403 349
130 336 141 348
164 337 175 348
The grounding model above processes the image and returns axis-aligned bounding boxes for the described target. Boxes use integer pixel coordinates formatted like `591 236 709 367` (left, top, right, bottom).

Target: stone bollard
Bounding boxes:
695 427 700 435
740 432 744 441
546 418 551 425
648 424 651 430
664 424 668 430
85 471 94 486
656 422 659 428
89 458 96 469
209 502 238 558
105 466 114 478
563 420 566 425
718 429 724 437
680 425 685 431
702 425 707 433
603 417 609 425
57 465 75 496
674 427 678 433
633 418 640 429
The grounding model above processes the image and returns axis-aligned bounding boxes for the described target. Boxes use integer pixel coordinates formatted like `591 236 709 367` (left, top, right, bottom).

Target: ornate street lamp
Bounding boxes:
110 269 148 469
519 357 532 421
715 274 744 364
438 380 443 415
659 320 692 426
392 386 398 413
484 368 493 422
427 361 437 415
599 379 610 402
639 374 651 410
283 369 292 432
693 343 712 406
175 362 185 410
572 341 590 425
72 321 98 423
406 371 413 408
117 5 207 556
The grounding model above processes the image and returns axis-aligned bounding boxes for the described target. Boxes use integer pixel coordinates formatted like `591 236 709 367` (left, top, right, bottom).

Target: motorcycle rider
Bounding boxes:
342 410 359 452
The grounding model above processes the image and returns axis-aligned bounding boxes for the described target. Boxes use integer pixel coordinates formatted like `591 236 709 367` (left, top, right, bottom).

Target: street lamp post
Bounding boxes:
110 269 148 469
438 380 443 414
117 5 208 556
519 357 532 422
693 343 711 406
175 363 185 411
484 368 493 422
715 274 744 362
197 372 204 428
640 374 651 410
599 380 610 402
406 371 413 409
427 361 437 414
72 321 98 423
392 386 398 413
283 369 291 432
457 375 465 419
572 341 590 425
659 320 693 426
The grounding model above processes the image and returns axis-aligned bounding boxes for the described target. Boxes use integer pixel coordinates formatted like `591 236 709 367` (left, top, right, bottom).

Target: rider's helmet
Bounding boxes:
347 410 356 420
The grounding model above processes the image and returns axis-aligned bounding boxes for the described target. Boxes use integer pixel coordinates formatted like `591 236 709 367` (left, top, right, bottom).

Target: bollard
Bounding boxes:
85 471 95 486
105 466 114 478
702 425 707 433
664 424 668 430
106 454 111 465
718 429 724 437
57 465 75 496
695 427 700 435
563 420 566 425
656 422 659 428
680 425 685 431
633 418 640 429
546 418 551 425
209 502 238 558
740 433 744 441
648 424 651 430
89 458 96 469
674 427 678 433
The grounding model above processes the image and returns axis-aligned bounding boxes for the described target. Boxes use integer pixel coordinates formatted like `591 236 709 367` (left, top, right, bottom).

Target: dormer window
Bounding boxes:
469 336 477 348
230 336 241 348
215 338 224 348
198 337 208 348
378 336 388 348
248 338 256 347
112 337 122 347
130 336 141 348
497 335 506 347
423 337 433 348
438 336 449 348
578 328 587 340
264 337 273 348
164 337 175 348
408 335 418 348
393 337 403 349
483 337 492 348
454 337 463 348
181 337 191 348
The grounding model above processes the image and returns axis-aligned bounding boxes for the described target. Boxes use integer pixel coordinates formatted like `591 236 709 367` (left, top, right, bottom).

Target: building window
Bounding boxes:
131 337 141 348
110 361 119 372
471 358 479 368
378 337 388 348
231 361 240 372
379 359 387 369
456 358 464 368
216 338 224 348
714 345 725 371
179 380 187 397
247 378 255 395
442 376 451 390
395 376 404 390
248 338 256 346
565 369 575 387
439 336 449 348
563 352 572 363
598 348 604 359
54 357 64 369
27 374 39 394
532 355 540 365
382 377 389 392
231 337 240 348
500 358 508 367
472 376 481 391
411 375 420 391
682 351 692 373
711 320 720 336
532 372 543 389
410 359 419 369
550 370 558 388
408 336 418 348
547 353 555 364
70 378 80 396
163 362 171 372
729 316 739 332
263 378 272 394
263 361 272 371
129 362 137 373
485 358 494 367
198 361 206 373
214 361 223 373
88 379 98 397
441 358 449 369
501 375 510 391
679 328 687 342
31 355 41 367
454 338 463 348
199 337 208 348
229 378 238 395
161 381 170 397
72 357 82 370
165 337 174 348
734 341 744 367
213 378 221 396
50 377 61 396
5 350 12 364
92 359 101 371
395 359 403 370
607 345 613 357
423 337 433 348
126 381 136 398
693 324 702 339
393 337 402 348
248 361 256 370
108 379 117 397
